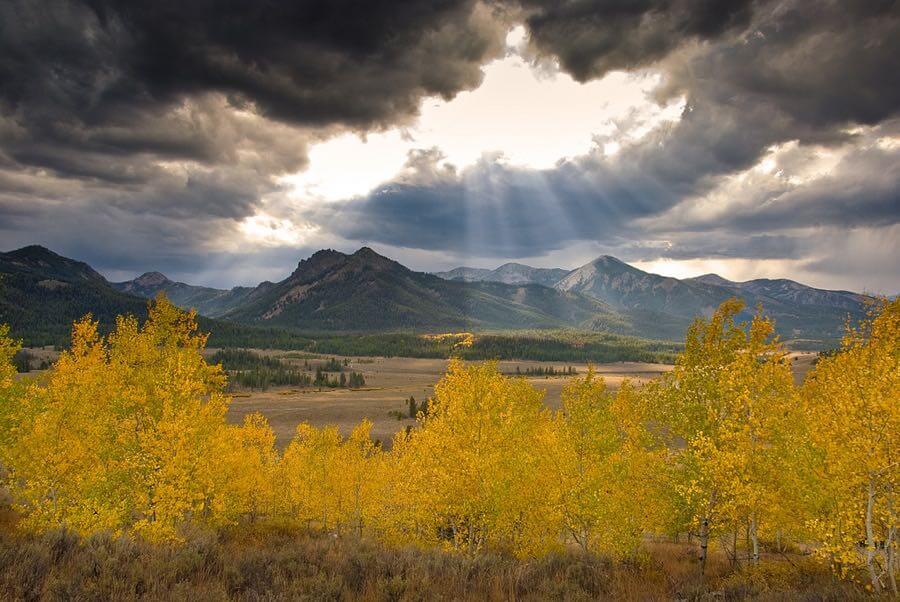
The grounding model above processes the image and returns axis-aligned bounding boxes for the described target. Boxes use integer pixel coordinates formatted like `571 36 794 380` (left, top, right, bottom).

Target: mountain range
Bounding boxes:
1 244 874 346
117 248 620 332
434 264 571 288
113 271 258 318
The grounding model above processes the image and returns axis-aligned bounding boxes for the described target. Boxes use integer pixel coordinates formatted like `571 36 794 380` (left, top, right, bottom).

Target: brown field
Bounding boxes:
224 354 674 448
17 348 819 449
223 351 818 448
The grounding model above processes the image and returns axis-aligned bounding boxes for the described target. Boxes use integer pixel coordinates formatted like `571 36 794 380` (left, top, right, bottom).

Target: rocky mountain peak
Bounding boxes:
133 271 171 287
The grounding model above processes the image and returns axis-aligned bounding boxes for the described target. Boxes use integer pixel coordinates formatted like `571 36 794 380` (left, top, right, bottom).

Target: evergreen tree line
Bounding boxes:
209 349 363 391
11 349 49 373
509 365 577 377
0 297 896 592
308 331 680 363
389 396 431 420
313 367 366 389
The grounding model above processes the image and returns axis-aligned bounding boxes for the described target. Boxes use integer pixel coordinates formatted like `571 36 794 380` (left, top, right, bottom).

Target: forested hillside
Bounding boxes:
2 245 874 349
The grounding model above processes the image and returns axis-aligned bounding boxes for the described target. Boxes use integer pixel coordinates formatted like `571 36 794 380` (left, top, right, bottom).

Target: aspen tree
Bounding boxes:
281 423 342 531
0 325 16 388
216 413 278 523
548 369 659 558
390 361 558 556
800 298 899 593
338 420 379 536
3 296 233 539
281 419 379 534
651 298 795 573
0 324 22 455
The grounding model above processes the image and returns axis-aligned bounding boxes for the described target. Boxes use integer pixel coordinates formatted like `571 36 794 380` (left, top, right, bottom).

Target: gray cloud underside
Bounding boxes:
0 0 898 290
322 1 900 278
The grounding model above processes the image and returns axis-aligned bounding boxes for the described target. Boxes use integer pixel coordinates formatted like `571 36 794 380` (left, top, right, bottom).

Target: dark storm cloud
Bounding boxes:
725 146 900 232
322 144 713 256
0 0 504 156
329 0 900 269
1 0 899 287
518 0 759 80
0 0 507 274
0 0 505 190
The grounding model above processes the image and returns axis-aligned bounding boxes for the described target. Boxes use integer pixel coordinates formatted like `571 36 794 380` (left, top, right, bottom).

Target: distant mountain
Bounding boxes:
0 246 312 348
224 248 617 331
435 263 570 287
433 267 492 282
556 256 871 341
688 274 867 311
113 272 257 317
1 245 872 346
555 256 733 318
2 245 108 284
0 245 148 344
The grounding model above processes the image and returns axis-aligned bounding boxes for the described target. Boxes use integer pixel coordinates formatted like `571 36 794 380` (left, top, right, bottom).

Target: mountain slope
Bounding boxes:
557 256 870 341
113 272 257 317
555 256 734 317
435 263 570 287
689 274 867 311
0 245 149 344
225 248 617 331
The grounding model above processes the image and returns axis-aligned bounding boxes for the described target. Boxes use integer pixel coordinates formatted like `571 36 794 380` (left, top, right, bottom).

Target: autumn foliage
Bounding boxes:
0 295 897 592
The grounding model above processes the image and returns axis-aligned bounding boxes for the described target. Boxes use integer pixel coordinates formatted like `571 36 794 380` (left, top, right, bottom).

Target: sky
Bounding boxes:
0 0 898 293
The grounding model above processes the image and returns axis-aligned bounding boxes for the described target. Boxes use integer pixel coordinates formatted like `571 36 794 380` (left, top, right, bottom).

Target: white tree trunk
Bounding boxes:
749 516 760 564
698 516 710 574
866 478 882 593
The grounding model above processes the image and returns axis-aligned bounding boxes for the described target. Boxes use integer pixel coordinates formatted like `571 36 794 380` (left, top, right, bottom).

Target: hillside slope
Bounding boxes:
0 245 149 344
224 248 618 331
435 263 570 287
113 272 258 317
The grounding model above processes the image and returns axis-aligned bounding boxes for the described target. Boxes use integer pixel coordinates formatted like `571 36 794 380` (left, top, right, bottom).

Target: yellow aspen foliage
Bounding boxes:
281 423 342 530
799 298 899 593
215 413 279 524
0 324 17 389
386 360 559 557
650 298 796 570
280 419 379 535
0 324 22 454
3 296 237 540
547 368 662 558
339 420 381 536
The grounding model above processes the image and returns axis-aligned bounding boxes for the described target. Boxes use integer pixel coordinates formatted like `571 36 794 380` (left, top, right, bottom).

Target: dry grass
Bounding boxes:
0 524 875 601
223 355 673 448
